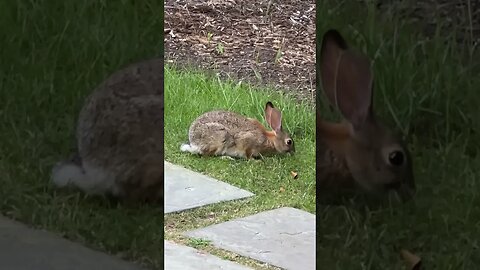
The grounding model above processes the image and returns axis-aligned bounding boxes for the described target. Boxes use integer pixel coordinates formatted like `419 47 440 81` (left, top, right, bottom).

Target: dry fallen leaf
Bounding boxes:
400 249 422 270
279 187 285 193
290 171 298 179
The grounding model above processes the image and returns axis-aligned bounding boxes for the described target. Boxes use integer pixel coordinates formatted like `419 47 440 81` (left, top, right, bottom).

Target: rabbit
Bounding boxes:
51 58 163 203
180 102 295 159
316 29 415 199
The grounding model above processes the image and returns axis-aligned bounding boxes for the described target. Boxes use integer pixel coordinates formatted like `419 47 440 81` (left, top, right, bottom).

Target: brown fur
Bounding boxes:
121 153 163 203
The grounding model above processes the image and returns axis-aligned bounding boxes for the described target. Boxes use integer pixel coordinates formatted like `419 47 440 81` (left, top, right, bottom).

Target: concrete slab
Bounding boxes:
184 207 315 270
164 161 254 214
164 240 253 270
0 216 146 270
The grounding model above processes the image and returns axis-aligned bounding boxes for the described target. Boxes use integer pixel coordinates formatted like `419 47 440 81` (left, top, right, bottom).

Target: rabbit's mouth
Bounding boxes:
384 181 416 201
384 181 402 190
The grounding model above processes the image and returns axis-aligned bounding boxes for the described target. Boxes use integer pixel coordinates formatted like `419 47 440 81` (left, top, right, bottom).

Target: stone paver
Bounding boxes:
165 240 253 270
184 207 315 270
0 216 146 270
164 161 254 214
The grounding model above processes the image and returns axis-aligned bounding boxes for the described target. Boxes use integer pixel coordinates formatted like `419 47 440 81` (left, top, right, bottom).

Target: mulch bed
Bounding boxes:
164 0 316 103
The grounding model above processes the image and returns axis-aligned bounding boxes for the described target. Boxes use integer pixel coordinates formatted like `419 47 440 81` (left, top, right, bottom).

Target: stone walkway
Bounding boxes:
0 215 146 270
165 161 315 270
164 162 254 214
165 240 253 270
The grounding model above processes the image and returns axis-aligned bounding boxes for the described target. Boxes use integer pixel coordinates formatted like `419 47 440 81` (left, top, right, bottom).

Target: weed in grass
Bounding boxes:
188 238 212 249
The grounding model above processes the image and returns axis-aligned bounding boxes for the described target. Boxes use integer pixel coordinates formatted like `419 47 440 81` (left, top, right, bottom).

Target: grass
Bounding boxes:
315 1 480 269
163 66 316 269
0 1 164 269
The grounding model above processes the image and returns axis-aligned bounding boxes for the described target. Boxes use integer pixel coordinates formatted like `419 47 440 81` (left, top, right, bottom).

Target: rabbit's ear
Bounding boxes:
320 29 374 130
320 29 348 107
336 49 374 130
265 102 282 133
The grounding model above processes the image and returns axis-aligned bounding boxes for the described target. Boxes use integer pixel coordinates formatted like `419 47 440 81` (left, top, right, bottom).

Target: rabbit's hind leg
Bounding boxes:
197 128 232 157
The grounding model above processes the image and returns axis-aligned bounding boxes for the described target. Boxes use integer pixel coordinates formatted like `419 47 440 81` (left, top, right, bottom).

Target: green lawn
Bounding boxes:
0 1 164 269
316 1 480 269
163 66 316 269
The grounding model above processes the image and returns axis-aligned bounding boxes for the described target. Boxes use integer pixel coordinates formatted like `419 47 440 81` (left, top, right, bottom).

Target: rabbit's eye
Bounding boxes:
388 151 404 166
286 139 293 145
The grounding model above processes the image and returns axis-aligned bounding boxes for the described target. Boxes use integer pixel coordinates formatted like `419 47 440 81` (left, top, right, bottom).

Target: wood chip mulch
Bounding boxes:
164 0 316 103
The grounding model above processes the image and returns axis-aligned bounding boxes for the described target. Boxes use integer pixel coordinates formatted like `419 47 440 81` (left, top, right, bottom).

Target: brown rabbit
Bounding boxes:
317 29 415 199
181 102 295 159
51 58 163 203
